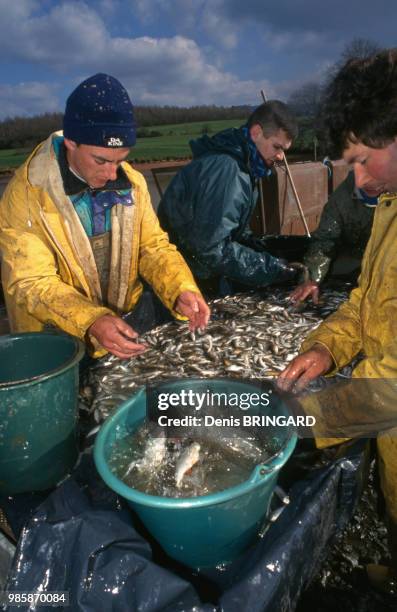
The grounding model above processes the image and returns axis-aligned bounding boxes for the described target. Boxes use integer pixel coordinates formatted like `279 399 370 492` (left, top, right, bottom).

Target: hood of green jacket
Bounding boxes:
190 128 250 171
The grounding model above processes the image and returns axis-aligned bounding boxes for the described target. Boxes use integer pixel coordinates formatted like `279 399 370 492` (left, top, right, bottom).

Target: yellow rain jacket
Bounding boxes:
0 132 200 357
301 192 397 523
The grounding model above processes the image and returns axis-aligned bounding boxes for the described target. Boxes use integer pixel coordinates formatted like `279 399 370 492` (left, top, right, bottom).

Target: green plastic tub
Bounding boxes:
0 332 85 494
94 378 297 569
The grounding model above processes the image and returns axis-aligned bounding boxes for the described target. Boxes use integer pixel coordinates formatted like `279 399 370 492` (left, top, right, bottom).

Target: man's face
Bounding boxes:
249 126 292 167
343 137 397 195
64 139 130 189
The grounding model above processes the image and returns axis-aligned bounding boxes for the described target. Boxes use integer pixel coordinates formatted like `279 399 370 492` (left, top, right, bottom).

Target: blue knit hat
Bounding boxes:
63 73 136 147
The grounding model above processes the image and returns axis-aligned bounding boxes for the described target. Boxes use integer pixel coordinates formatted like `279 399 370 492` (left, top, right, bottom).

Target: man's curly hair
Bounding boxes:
323 48 397 155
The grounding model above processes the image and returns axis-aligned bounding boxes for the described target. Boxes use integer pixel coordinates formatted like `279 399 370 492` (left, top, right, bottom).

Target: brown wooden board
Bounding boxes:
331 159 351 190
256 161 328 235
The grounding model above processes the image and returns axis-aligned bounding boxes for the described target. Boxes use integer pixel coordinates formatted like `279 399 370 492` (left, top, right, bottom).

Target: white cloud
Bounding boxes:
0 0 275 114
105 35 272 105
131 0 156 24
213 0 396 36
260 28 326 53
0 2 108 68
202 8 238 50
130 0 205 29
98 0 119 14
0 82 60 118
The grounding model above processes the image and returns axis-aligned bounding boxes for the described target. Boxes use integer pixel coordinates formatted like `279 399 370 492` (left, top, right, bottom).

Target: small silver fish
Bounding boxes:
124 433 167 478
124 432 167 478
89 286 351 422
175 442 201 488
142 434 167 468
124 435 167 478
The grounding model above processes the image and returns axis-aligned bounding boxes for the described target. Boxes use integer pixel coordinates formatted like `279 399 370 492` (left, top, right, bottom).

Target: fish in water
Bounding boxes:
125 430 167 477
141 432 167 467
175 442 201 488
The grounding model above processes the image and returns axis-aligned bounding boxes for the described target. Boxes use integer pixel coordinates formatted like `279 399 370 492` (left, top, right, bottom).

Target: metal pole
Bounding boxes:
260 90 311 237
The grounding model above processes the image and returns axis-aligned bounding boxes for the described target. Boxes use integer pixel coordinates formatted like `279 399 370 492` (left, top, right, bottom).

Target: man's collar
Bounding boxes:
241 126 272 179
58 143 132 195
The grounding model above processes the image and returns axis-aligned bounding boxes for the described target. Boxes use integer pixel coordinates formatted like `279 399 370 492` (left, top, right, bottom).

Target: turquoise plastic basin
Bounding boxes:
94 378 297 568
0 332 85 494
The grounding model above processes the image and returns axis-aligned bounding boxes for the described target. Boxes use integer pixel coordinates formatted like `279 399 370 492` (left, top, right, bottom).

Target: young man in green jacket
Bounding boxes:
157 101 298 295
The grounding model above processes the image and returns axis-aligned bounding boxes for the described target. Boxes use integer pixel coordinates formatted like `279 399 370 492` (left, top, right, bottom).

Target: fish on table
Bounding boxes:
88 286 351 423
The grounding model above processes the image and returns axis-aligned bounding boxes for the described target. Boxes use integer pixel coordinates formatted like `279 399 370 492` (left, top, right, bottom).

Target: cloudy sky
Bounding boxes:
0 0 396 119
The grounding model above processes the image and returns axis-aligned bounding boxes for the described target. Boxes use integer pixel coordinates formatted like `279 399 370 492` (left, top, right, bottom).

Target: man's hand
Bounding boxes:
289 280 320 304
88 314 147 359
175 291 210 330
277 344 334 393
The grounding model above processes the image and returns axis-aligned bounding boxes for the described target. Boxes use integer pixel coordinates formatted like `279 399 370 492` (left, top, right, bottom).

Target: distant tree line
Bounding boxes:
0 105 252 150
0 113 63 150
136 104 252 127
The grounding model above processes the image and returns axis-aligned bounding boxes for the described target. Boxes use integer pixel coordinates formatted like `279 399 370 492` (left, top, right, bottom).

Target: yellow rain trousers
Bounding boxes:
300 192 397 541
0 132 200 357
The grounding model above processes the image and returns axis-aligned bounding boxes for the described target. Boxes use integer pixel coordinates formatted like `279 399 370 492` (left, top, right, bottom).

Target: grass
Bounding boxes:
0 147 34 171
139 118 240 136
0 119 242 170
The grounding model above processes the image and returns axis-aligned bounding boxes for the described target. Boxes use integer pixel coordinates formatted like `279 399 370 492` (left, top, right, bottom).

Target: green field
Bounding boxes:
0 119 242 171
0 147 33 171
138 118 240 137
131 118 240 161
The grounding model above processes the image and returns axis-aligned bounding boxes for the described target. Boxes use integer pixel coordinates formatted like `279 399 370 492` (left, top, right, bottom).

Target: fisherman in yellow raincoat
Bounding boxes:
278 48 397 594
0 73 210 359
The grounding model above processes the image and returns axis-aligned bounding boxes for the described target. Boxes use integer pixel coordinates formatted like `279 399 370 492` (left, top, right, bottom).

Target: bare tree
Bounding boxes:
325 37 383 83
340 37 383 63
287 82 323 118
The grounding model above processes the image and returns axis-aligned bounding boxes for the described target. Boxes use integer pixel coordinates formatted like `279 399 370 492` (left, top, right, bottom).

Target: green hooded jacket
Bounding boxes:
157 128 292 287
304 171 376 282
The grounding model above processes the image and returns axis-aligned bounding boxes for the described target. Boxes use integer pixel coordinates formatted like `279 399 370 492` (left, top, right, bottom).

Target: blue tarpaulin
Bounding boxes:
1 439 368 612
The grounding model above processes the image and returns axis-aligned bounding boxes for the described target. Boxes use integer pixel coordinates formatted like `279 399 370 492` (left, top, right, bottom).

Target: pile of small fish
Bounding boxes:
86 286 350 423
